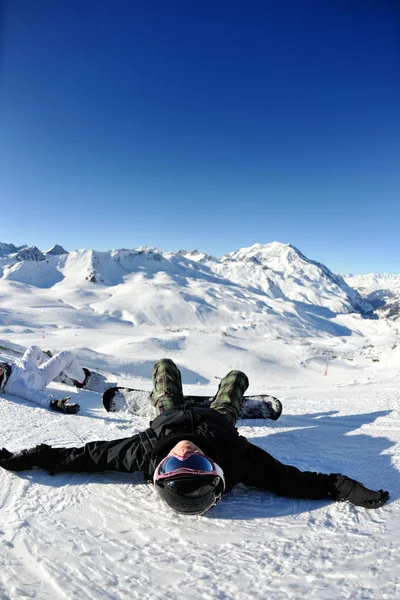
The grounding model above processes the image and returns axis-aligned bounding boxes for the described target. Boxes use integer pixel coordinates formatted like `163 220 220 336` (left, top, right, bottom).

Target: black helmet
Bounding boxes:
155 472 225 515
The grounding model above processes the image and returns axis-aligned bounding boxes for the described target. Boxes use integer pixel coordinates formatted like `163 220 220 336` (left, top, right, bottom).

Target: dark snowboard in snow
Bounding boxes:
102 386 282 420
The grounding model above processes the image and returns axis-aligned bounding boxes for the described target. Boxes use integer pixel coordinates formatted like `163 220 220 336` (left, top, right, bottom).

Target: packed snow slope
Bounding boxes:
0 240 400 599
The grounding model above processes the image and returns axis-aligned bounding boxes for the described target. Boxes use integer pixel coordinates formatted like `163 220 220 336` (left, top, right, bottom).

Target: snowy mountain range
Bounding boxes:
0 241 377 336
0 243 67 262
344 273 400 320
0 241 26 255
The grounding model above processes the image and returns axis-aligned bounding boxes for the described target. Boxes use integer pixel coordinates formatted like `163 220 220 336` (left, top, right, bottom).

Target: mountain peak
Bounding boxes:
0 241 27 255
44 244 68 256
220 241 371 314
222 241 308 268
12 245 45 262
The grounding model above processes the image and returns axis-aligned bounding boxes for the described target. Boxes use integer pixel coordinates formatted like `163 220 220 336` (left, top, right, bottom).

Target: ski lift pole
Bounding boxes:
324 352 330 376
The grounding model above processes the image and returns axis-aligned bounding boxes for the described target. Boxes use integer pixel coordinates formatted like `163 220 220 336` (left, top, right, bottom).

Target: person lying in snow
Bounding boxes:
0 359 389 514
0 345 91 414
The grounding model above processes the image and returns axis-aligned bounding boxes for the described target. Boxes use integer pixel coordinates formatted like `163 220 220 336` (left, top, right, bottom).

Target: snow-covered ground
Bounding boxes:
1 242 400 599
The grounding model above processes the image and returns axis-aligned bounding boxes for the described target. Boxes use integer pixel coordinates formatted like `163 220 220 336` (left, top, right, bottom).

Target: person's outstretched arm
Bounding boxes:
0 435 148 475
239 443 389 509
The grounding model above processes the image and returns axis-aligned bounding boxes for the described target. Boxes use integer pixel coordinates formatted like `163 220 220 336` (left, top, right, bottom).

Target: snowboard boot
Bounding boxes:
209 370 249 425
150 359 184 414
73 368 92 389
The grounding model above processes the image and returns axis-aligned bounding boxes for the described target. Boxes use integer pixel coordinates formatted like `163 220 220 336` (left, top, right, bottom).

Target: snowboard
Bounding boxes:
53 370 112 394
102 386 282 420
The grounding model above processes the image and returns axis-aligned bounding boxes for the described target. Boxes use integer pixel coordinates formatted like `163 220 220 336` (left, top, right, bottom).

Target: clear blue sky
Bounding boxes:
0 0 399 273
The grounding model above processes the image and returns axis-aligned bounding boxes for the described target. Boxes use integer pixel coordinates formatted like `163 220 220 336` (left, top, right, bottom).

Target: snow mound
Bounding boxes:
3 260 64 288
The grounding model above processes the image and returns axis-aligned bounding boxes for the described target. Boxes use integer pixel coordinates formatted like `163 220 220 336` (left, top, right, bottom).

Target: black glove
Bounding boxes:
334 475 389 509
50 397 80 415
0 444 54 472
0 448 35 471
0 447 13 461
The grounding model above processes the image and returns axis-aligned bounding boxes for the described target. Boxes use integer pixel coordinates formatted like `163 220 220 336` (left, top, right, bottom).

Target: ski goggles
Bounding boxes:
154 452 225 489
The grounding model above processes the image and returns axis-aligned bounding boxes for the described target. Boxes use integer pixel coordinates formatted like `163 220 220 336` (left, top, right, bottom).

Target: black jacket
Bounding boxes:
0 406 337 500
